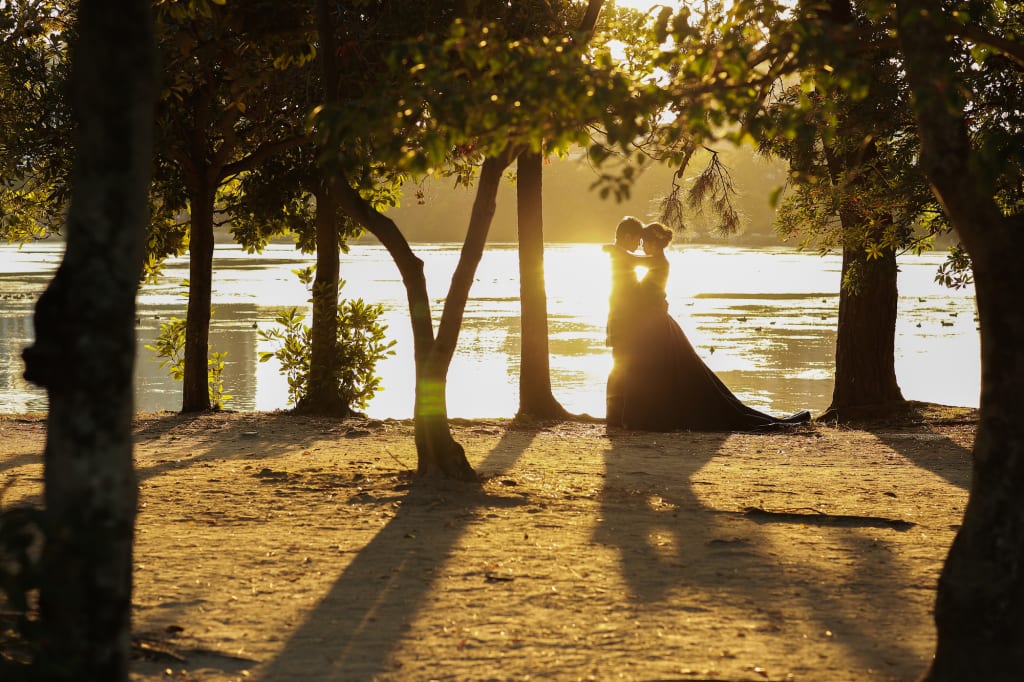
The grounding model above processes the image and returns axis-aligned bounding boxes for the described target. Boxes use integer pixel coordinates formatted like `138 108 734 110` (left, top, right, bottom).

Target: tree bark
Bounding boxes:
815 0 905 420
333 152 516 480
21 0 156 678
296 0 348 417
579 0 604 39
926 243 1024 682
825 237 904 416
515 150 570 419
895 2 1024 679
181 181 215 412
511 0 602 421
296 181 346 415
419 153 514 478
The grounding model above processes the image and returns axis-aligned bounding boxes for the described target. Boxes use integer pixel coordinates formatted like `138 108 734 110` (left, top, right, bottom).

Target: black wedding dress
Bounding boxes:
619 252 811 432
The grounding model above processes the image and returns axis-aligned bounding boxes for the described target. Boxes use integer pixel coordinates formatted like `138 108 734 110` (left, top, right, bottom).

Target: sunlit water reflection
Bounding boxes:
0 241 979 418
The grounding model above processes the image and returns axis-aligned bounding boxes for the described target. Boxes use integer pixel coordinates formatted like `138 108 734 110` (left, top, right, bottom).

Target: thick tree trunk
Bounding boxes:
895 2 1024 679
21 1 155 678
296 182 346 416
181 184 215 412
926 249 1024 681
516 150 570 420
815 0 904 420
825 239 904 416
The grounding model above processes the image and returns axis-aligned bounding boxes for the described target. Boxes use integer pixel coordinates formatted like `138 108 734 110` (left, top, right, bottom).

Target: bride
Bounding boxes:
618 221 811 431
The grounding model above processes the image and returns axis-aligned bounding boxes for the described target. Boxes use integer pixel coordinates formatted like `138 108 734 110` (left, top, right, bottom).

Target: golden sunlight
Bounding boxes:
613 0 684 12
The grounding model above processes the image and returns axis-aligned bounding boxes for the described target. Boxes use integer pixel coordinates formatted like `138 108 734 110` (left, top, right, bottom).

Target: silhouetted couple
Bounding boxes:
605 216 811 431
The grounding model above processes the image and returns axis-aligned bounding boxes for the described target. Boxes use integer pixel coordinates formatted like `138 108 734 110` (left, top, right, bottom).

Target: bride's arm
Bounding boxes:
622 251 652 263
601 244 651 262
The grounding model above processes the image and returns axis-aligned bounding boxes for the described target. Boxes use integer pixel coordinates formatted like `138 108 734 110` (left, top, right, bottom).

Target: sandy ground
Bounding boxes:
0 403 975 681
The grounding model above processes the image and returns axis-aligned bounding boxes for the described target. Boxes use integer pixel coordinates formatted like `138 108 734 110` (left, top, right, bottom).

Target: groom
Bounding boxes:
604 216 646 427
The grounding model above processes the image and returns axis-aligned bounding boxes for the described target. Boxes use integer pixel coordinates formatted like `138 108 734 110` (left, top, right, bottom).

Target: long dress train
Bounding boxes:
620 252 811 432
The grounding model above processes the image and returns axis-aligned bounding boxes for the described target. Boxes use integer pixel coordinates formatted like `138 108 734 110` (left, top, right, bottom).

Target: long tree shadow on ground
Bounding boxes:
131 413 348 484
254 427 540 681
872 430 971 491
595 425 953 680
826 402 974 491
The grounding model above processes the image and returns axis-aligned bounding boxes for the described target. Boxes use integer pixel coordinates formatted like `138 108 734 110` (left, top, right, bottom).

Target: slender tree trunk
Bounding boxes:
334 152 516 479
579 0 604 39
896 2 1024 679
516 150 570 419
182 183 215 412
330 185 466 476
413 353 474 480
297 183 346 415
21 1 155 678
298 0 347 416
420 154 513 478
509 1 602 420
826 236 904 416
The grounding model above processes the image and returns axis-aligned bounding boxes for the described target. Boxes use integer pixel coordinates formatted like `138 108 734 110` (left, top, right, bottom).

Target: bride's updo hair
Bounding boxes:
642 222 672 248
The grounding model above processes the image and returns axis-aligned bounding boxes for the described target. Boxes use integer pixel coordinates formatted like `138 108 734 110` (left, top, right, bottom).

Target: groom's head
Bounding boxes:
615 216 644 250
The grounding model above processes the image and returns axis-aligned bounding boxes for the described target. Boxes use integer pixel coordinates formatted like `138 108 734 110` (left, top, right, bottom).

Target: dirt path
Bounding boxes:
0 404 974 681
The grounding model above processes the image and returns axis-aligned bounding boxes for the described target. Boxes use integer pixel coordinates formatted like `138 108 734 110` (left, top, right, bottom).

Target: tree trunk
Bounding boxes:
815 0 905 420
330 185 469 477
329 180 468 475
181 183 215 412
298 0 347 417
825 238 904 417
413 355 474 480
579 0 604 39
333 152 517 479
21 1 155 678
895 2 1024 679
296 181 346 415
516 150 570 420
926 249 1024 681
507 0 602 422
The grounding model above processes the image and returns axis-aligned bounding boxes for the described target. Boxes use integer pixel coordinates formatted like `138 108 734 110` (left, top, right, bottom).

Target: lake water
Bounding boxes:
0 241 980 418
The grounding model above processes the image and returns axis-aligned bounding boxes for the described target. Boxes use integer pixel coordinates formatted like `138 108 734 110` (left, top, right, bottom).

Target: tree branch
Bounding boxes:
579 0 604 37
434 145 522 365
330 167 436 364
946 17 1024 70
219 134 312 179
